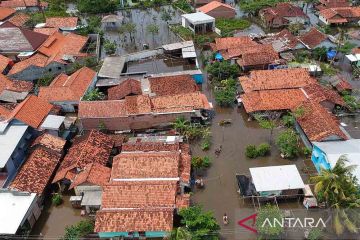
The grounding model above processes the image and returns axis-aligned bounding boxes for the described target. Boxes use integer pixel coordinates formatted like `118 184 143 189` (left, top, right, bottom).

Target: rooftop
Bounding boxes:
39 67 96 102
0 74 33 93
0 0 48 8
33 27 58 36
299 27 329 49
259 29 300 52
69 163 111 189
31 133 66 153
8 12 30 27
45 17 78 29
0 190 37 235
236 44 279 67
40 114 65 130
260 2 307 19
182 12 215 24
0 54 12 73
319 7 360 20
197 1 235 13
148 74 198 96
211 36 257 51
98 56 126 79
0 7 15 21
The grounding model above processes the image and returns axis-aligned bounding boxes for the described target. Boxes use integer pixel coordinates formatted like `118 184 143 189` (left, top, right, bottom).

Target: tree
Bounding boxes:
61 220 94 240
256 204 284 239
288 22 304 35
161 9 172 23
119 23 137 42
82 88 105 101
254 114 277 143
191 156 211 171
178 206 220 240
275 129 299 158
214 86 236 107
78 16 102 35
77 0 117 14
168 227 192 240
173 116 189 134
206 61 239 82
52 193 62 206
104 40 117 55
337 41 356 55
312 47 328 61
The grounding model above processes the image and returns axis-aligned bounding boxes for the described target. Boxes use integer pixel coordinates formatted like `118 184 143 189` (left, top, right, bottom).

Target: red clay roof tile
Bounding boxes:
197 1 235 13
0 7 15 20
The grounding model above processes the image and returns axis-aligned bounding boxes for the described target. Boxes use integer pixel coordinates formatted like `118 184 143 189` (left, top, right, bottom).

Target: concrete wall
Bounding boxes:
124 49 163 62
74 185 101 196
10 62 66 81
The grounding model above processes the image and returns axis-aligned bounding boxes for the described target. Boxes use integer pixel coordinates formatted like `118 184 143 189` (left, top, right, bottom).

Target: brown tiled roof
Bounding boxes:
8 12 30 27
293 101 348 141
334 76 352 92
239 68 315 93
0 74 33 93
0 0 48 8
101 181 177 208
0 105 11 120
259 29 300 51
34 27 58 36
9 53 49 75
111 152 180 180
179 143 191 183
319 7 360 21
95 208 174 233
10 147 62 195
7 95 52 128
125 95 152 114
303 83 345 106
241 89 307 113
316 0 350 10
197 1 235 13
45 17 78 29
31 133 66 154
53 130 113 182
176 193 190 209
261 2 307 19
69 163 111 189
0 54 12 73
212 36 256 51
108 79 142 100
237 44 279 67
122 142 180 152
0 7 15 20
39 67 96 102
148 74 198 96
299 28 328 49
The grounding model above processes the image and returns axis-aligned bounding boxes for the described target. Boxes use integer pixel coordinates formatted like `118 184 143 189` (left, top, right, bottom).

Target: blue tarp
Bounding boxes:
327 50 337 60
215 52 223 61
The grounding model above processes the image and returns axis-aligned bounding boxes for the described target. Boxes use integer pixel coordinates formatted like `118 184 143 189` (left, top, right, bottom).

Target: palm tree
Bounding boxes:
167 227 192 240
173 117 189 134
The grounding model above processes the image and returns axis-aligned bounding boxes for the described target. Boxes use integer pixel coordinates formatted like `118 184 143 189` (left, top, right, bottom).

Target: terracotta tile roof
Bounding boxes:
10 147 62 195
6 95 52 128
0 0 48 8
334 76 352 92
237 44 279 67
39 67 96 102
125 95 152 114
316 0 350 10
108 79 142 100
0 7 15 20
239 68 316 93
95 208 174 233
0 74 33 93
212 36 256 51
261 2 307 20
53 130 113 183
176 194 190 209
179 143 191 183
0 54 12 73
197 1 235 13
101 181 177 209
260 29 300 51
148 74 198 96
69 163 111 189
31 133 66 153
45 17 78 29
299 28 328 49
303 83 345 106
111 152 180 180
319 7 360 22
122 142 180 152
9 53 48 75
292 101 348 141
241 89 307 113
0 105 11 120
8 12 30 27
79 100 127 118
38 32 89 65
34 27 58 36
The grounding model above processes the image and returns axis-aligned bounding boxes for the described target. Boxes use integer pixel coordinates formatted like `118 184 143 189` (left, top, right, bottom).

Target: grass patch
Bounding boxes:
170 25 193 40
216 18 251 36
320 63 338 76
172 0 193 13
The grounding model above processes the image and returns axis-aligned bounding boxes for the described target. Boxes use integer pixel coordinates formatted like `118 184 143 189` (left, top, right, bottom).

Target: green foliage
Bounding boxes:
147 24 159 34
66 57 100 75
342 93 360 111
178 206 220 240
82 88 105 101
312 47 328 61
37 74 55 87
173 117 211 141
104 40 117 54
302 147 312 157
337 41 356 55
288 22 304 35
207 61 240 82
307 228 323 240
172 0 193 13
256 204 284 238
214 86 236 107
78 16 102 35
281 114 295 127
254 114 277 142
137 0 169 9
216 18 251 36
294 50 311 63
245 143 270 158
169 227 192 240
52 193 63 206
320 63 338 76
194 34 216 46
161 9 173 23
26 0 69 27
240 0 287 16
201 137 211 151
191 156 211 170
77 0 117 14
171 25 193 40
62 220 94 240
276 129 299 158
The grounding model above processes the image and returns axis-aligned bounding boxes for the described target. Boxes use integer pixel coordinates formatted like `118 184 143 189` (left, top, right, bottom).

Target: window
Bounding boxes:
48 68 52 72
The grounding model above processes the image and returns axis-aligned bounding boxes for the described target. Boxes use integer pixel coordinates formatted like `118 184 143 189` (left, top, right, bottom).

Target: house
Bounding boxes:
9 32 90 81
315 0 351 11
38 67 97 112
211 36 259 60
101 15 123 30
9 133 66 200
78 92 212 131
52 130 114 188
7 12 30 27
0 190 40 235
0 22 48 59
259 3 309 28
193 0 220 6
0 121 31 188
0 7 15 21
0 54 12 74
259 29 304 53
235 44 279 71
311 140 360 185
181 12 215 34
39 114 66 137
107 74 198 100
69 163 111 213
0 74 33 103
0 0 48 11
319 7 360 25
33 27 58 36
298 27 336 49
95 136 190 238
197 1 236 19
45 17 78 31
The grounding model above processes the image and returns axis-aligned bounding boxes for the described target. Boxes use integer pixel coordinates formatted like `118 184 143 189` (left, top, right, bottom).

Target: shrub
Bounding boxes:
245 145 258 158
104 40 117 55
191 156 211 170
276 129 300 158
172 0 193 13
77 0 117 14
201 138 211 151
281 114 295 127
62 220 94 240
302 147 312 157
216 18 251 36
343 93 360 111
257 143 270 156
256 204 284 238
52 193 62 206
82 88 105 101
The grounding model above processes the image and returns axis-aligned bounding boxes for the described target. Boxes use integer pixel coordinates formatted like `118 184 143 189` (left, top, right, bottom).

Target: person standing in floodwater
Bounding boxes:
223 213 229 225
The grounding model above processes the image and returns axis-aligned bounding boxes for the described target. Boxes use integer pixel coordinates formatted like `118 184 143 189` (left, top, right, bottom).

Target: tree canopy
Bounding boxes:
77 0 117 14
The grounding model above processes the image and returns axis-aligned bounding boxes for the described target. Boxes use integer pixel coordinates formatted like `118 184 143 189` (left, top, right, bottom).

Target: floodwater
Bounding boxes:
31 195 86 238
191 64 312 239
102 6 182 57
126 57 196 74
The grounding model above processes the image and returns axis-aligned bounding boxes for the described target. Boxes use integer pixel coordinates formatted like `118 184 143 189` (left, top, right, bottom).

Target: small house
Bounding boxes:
197 1 236 19
319 7 360 25
39 115 66 137
181 12 215 34
101 15 123 30
298 27 336 50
